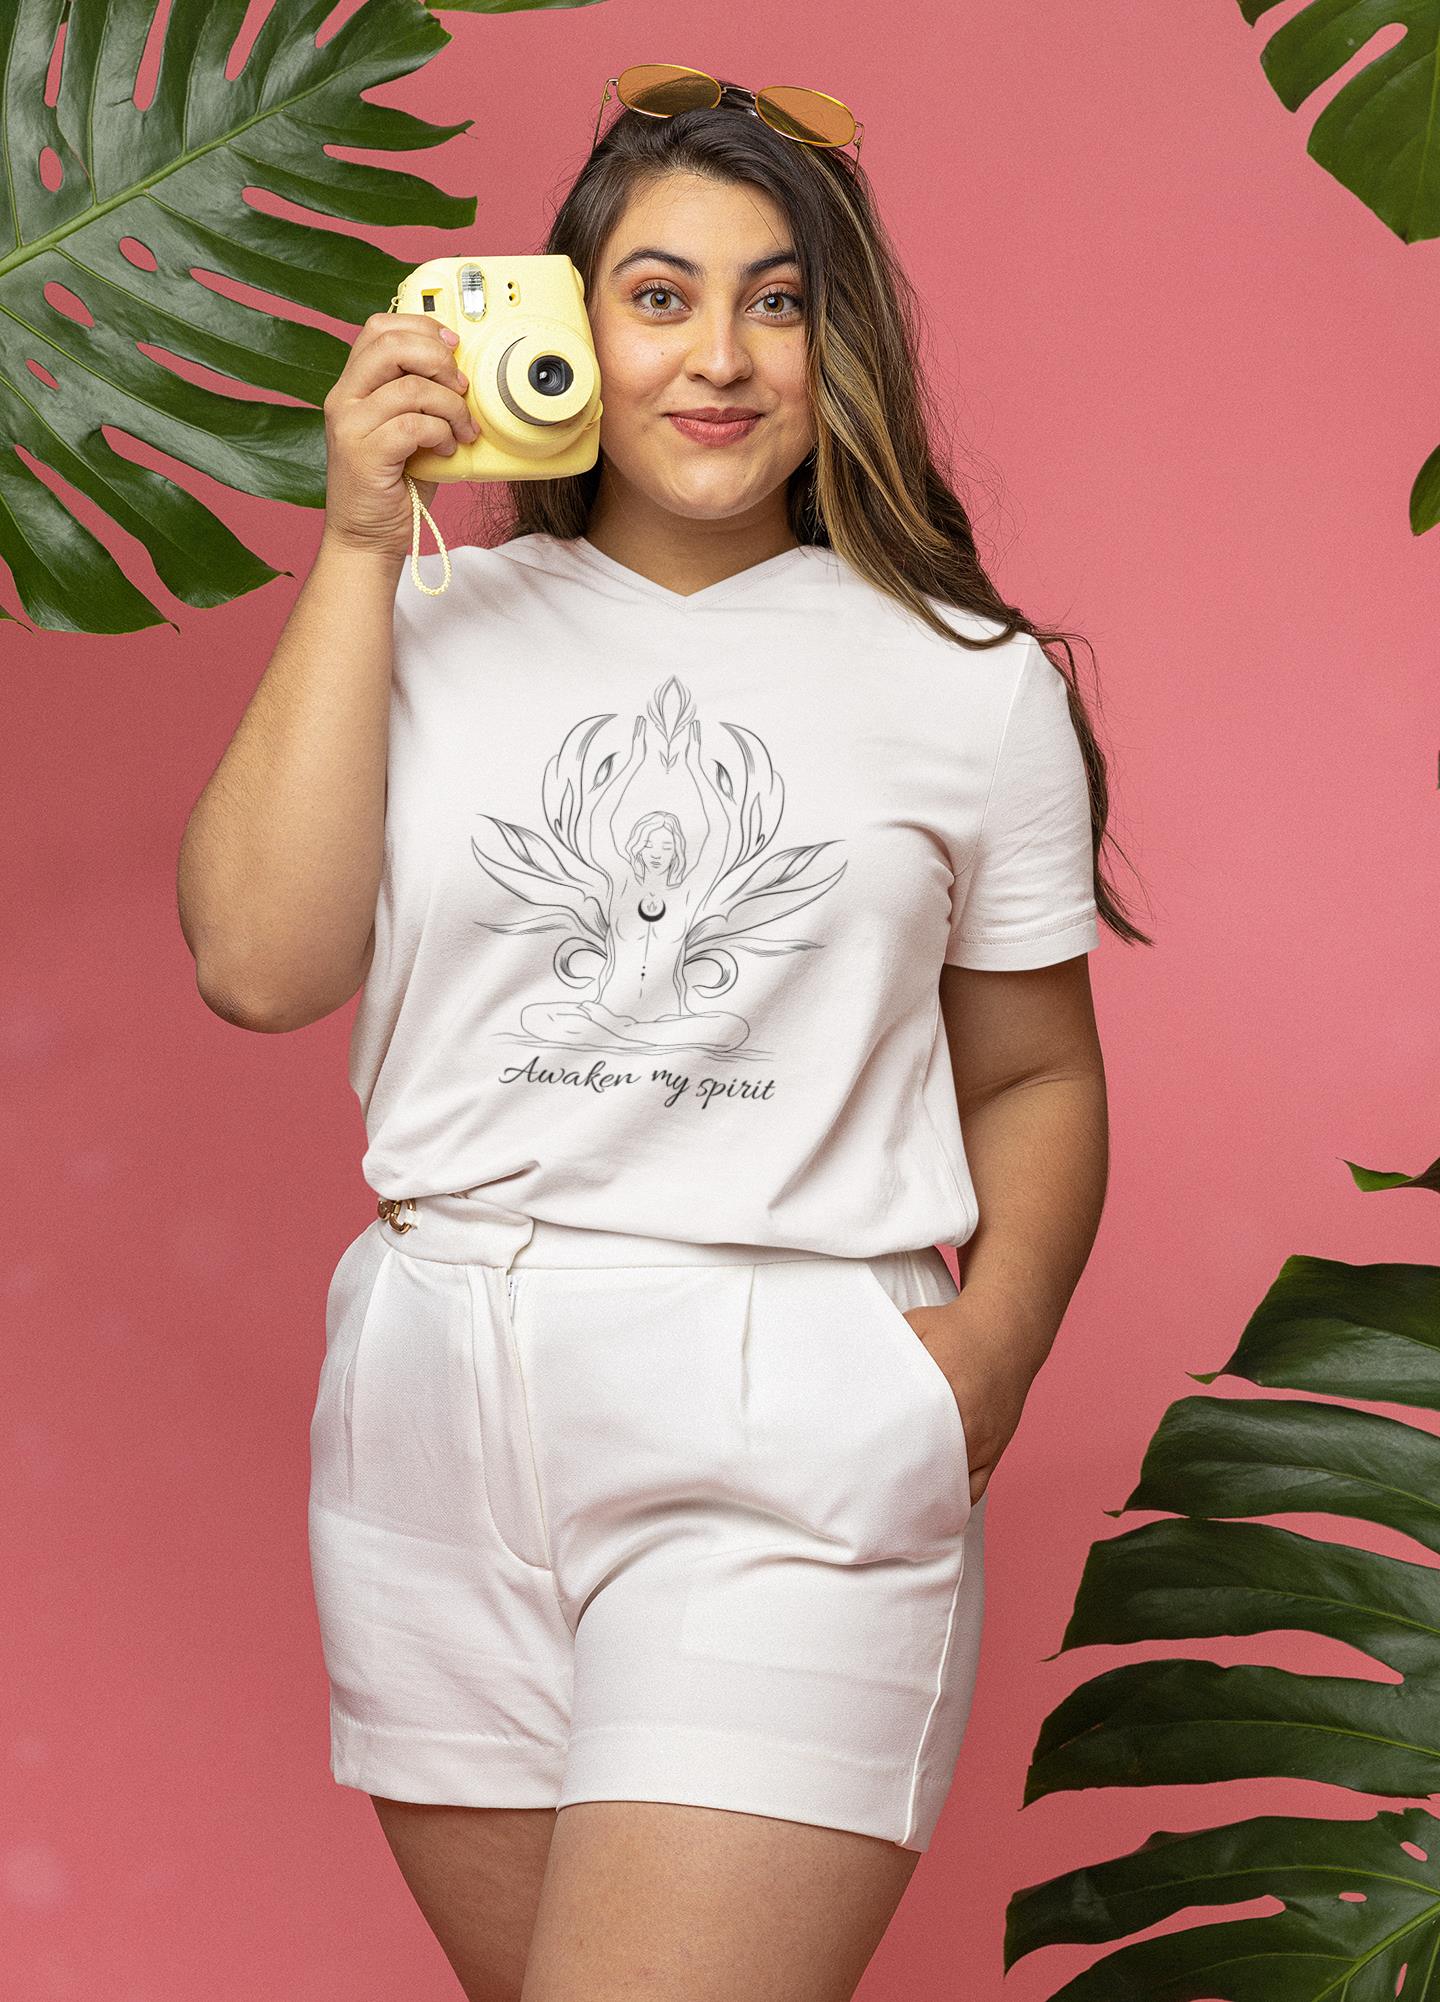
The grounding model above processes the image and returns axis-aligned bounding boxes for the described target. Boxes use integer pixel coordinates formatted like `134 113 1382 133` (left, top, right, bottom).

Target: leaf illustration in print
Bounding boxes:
470 675 847 1056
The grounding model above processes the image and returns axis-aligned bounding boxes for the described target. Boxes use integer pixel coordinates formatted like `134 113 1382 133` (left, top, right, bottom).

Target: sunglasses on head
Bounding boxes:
593 63 863 161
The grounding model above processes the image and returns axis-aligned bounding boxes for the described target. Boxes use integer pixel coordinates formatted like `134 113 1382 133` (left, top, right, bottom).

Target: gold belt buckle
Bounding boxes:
377 1196 418 1234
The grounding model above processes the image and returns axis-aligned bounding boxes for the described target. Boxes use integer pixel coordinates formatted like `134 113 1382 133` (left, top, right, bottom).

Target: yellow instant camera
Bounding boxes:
390 253 603 485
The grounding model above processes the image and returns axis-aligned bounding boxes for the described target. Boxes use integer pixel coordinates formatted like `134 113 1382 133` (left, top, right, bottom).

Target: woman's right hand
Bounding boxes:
321 312 479 560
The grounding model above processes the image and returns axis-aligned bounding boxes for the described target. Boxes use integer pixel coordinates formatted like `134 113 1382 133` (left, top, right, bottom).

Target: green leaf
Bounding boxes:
1411 439 1440 535
1121 1394 1440 1558
1010 1179 1440 1991
0 0 571 632
427 0 610 11
1058 1515 1440 1673
1193 1255 1440 1405
1346 1151 1440 1195
1024 1656 1440 1802
1006 1804 1440 1999
1240 0 1440 245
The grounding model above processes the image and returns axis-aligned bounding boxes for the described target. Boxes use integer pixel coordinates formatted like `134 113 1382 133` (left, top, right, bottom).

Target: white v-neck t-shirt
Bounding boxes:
347 532 1100 1257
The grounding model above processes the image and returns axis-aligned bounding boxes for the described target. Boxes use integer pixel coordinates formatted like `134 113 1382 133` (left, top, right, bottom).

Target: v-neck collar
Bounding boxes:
519 532 817 609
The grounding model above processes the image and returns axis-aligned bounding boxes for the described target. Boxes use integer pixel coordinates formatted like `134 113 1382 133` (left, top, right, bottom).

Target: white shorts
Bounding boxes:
307 1193 987 1852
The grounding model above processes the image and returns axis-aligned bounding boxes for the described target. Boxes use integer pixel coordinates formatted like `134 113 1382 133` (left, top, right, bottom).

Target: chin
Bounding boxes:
652 482 760 519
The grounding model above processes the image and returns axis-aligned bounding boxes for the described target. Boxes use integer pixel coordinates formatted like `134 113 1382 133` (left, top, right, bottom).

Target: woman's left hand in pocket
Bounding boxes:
900 1294 1035 1508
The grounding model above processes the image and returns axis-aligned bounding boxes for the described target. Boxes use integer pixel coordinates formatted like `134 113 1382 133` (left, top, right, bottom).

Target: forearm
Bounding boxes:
948 1069 1109 1386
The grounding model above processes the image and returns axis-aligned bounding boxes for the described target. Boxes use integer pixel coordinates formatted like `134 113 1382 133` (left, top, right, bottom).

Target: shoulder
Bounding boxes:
910 593 1058 715
391 536 551 632
790 550 1041 732
812 547 1021 651
394 537 531 600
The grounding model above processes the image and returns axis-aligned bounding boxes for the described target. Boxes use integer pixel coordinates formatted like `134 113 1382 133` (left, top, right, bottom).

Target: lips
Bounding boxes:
667 411 762 446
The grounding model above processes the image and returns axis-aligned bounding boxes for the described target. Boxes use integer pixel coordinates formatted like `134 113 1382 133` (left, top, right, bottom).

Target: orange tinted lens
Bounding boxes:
755 85 856 147
616 64 722 118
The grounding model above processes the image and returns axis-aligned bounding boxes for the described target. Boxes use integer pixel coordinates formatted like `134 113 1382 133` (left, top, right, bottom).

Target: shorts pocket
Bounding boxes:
859 1262 972 1535
310 1229 394 1510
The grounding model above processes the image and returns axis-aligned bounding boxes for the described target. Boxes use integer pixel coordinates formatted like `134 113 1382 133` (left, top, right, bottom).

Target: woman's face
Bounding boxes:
586 170 817 525
639 827 676 871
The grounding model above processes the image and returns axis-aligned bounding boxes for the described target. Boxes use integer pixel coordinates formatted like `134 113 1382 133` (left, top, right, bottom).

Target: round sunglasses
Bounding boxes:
593 63 863 160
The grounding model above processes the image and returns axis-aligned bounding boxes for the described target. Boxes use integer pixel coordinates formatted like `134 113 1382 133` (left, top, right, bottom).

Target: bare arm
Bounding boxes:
586 716 647 880
176 533 404 1032
938 955 1108 1377
176 309 477 1033
681 720 726 872
946 1055 1109 1383
907 957 1108 1506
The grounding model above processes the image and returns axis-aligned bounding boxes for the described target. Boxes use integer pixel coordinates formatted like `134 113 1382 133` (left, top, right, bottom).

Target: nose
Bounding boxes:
682 307 754 384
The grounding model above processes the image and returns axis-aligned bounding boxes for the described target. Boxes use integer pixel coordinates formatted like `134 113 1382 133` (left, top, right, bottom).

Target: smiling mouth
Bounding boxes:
667 412 763 444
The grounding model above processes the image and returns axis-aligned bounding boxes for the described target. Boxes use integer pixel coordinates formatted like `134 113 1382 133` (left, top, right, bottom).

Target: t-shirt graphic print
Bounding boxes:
347 532 1100 1258
472 670 846 1062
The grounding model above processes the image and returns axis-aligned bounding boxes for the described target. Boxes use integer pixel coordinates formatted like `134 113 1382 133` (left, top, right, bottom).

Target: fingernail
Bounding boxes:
441 327 460 347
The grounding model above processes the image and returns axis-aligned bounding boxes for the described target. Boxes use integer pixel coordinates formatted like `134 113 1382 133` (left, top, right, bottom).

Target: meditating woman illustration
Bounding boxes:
469 673 847 1057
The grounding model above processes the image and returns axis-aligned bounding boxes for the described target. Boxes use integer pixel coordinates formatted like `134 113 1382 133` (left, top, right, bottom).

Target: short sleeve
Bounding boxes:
945 637 1100 969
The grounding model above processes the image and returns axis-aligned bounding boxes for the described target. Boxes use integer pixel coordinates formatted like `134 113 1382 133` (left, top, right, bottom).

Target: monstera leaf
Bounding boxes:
1245 0 1440 246
0 0 602 635
1008 1807 1440 2001
1005 1156 1440 1999
1239 0 1440 529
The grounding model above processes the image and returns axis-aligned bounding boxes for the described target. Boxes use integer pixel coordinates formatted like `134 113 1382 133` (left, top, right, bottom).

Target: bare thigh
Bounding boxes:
519 1801 923 2002
370 1795 557 2002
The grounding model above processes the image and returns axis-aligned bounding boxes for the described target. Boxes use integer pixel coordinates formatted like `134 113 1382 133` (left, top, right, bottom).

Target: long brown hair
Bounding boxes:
469 80 1152 951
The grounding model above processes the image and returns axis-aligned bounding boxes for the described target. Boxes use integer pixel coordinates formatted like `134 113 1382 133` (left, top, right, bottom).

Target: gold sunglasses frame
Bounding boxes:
592 64 863 161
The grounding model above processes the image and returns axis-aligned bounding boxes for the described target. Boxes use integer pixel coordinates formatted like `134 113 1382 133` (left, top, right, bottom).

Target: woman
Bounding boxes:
178 63 1144 2002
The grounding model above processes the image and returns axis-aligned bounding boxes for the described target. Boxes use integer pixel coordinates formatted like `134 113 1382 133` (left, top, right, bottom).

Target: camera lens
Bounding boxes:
529 354 574 398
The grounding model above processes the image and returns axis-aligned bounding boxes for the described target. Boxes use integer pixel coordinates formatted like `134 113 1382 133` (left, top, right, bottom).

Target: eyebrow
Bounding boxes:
608 246 801 281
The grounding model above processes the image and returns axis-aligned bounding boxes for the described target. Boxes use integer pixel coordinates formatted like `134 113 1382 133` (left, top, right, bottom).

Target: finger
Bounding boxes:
336 372 476 450
342 316 467 399
344 335 467 406
361 309 459 345
374 409 466 466
376 312 455 332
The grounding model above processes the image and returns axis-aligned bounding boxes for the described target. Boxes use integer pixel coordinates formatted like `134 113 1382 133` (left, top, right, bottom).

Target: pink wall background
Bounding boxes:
6 0 1436 1995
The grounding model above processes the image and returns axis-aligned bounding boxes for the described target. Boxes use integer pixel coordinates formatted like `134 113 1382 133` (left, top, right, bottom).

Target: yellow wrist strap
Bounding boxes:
405 474 452 596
